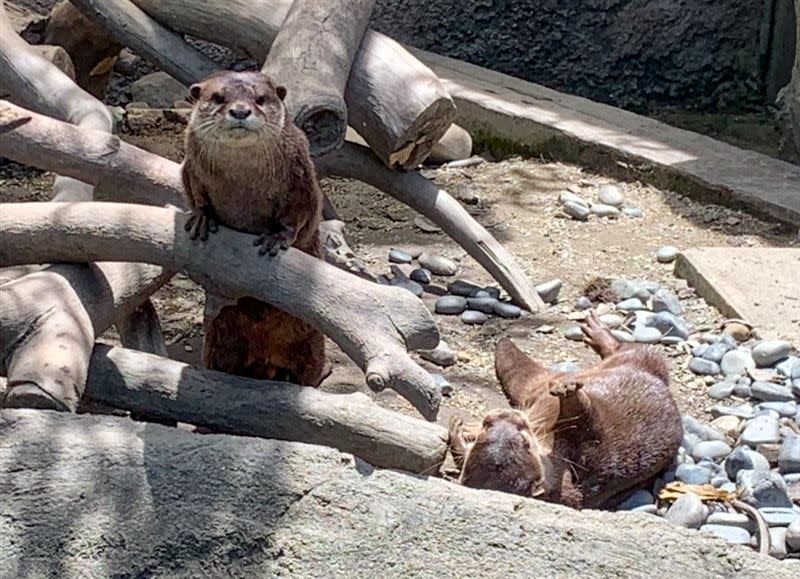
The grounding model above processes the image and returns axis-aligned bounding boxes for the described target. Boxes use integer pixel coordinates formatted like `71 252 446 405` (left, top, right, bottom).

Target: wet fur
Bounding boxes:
183 71 326 386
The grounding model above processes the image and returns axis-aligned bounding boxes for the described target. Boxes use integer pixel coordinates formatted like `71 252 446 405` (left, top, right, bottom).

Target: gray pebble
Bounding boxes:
776 356 799 377
461 310 488 325
597 184 624 207
656 245 679 263
736 470 792 508
751 381 794 402
590 203 621 218
778 435 800 474
565 326 585 341
418 253 458 276
792 359 800 379
693 344 709 358
447 280 482 297
707 382 735 400
710 403 754 420
616 298 646 312
699 524 751 544
430 373 453 397
610 279 651 301
623 206 643 218
633 326 662 344
419 341 457 368
769 527 788 559
435 295 467 315
390 277 423 297
482 287 501 300
740 414 781 447
651 288 683 316
732 382 753 399
705 512 754 531
610 329 635 343
720 349 755 377
563 201 590 221
787 519 800 551
692 440 732 462
675 464 711 485
558 190 589 208
575 296 593 310
630 504 658 515
682 415 728 442
710 475 731 488
702 341 734 363
599 314 624 329
466 297 498 314
388 248 413 264
535 278 562 304
665 492 708 529
472 290 491 298
725 446 771 480
752 340 793 368
647 311 690 340
617 489 654 510
660 336 684 345
689 357 721 376
410 268 432 285
493 302 522 319
759 401 798 417
759 507 799 527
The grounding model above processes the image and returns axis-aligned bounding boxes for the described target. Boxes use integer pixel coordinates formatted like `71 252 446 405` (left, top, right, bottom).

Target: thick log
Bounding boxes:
84 344 447 473
318 143 544 312
130 0 455 169
116 300 168 356
69 0 217 85
261 0 374 156
0 202 442 420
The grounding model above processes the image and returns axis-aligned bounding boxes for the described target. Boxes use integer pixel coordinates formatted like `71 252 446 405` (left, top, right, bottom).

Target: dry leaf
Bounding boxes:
89 55 118 77
658 481 739 503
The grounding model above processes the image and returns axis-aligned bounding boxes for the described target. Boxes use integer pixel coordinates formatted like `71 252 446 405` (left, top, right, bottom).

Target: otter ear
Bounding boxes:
275 85 287 101
189 84 202 101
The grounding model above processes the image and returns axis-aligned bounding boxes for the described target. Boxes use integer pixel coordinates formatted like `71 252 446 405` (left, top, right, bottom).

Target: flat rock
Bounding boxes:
740 414 781 448
558 190 589 208
705 512 754 531
611 279 651 301
646 311 689 340
758 401 797 417
575 296 593 310
769 527 788 559
752 340 793 368
775 356 799 377
435 296 468 315
689 358 721 376
565 326 585 341
461 310 488 325
702 341 734 364
759 507 799 527
675 464 711 485
778 435 800 474
710 403 754 420
623 207 643 218
699 524 752 545
725 447 770 480
737 470 792 508
683 415 727 442
751 381 794 402
410 268 433 284
720 350 756 377
691 441 731 462
599 313 624 329
633 326 662 344
707 382 735 400
419 341 457 368
664 492 708 529
710 415 741 438
616 297 646 312
130 72 188 109
656 245 679 263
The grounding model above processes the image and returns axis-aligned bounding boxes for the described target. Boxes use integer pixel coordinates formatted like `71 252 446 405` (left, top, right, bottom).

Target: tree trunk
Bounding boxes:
261 0 374 156
786 0 800 157
84 344 447 473
0 202 442 420
130 0 455 169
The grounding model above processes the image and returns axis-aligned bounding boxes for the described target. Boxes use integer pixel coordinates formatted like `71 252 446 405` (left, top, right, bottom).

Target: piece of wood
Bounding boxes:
69 0 217 86
84 344 447 473
115 299 168 356
0 202 442 419
318 219 376 282
130 0 455 169
318 143 544 312
261 0 374 156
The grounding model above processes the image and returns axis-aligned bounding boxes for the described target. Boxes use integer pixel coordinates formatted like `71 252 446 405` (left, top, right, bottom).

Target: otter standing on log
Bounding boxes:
182 71 327 386
449 312 682 509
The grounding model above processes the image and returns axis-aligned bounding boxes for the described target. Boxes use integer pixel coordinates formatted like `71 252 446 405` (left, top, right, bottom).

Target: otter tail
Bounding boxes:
495 338 550 408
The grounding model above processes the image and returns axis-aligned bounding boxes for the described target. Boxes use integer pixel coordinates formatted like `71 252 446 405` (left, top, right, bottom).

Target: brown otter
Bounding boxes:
182 70 327 386
449 312 682 509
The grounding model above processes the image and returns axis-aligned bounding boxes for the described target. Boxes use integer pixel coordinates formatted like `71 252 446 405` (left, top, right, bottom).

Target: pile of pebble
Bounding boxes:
558 184 643 220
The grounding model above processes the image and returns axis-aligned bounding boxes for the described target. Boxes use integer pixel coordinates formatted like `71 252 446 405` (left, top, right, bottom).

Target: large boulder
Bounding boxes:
0 409 793 578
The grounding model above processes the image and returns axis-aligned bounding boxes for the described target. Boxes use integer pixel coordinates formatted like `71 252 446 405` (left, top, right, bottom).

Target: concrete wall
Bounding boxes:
372 0 783 112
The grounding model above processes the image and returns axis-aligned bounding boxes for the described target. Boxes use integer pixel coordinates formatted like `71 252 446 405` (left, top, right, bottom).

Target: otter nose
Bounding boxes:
229 106 252 120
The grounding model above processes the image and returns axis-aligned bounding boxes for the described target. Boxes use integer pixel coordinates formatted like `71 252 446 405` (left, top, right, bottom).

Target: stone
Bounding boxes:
558 190 589 208
691 441 731 462
759 507 799 527
565 326 585 341
633 326 662 344
689 358 720 376
732 381 752 399
575 296 593 310
482 287 501 300
131 71 188 109
693 344 709 358
418 253 458 276
793 359 800 379
597 184 624 207
390 277 424 297
705 513 754 532
786 518 800 551
590 203 621 218
535 279 562 304
419 341 457 368
410 268 432 284
720 350 755 377
751 381 794 402
656 245 679 264
413 215 441 232
651 289 683 316
722 322 752 342
630 504 658 515
447 280 482 297
563 201 590 220
617 298 646 312
769 527 788 559
682 415 727 442
707 382 735 400
389 249 413 264
646 311 689 340
776 356 799 377
702 341 734 364
757 444 782 466
710 415 741 439
610 279 651 301
493 302 522 319
430 373 454 397
675 464 711 485
778 435 800 474
616 489 654 511
623 207 643 218
665 492 708 529
759 401 798 417
466 297 498 314
740 414 781 448
737 470 792 508
710 475 730 488
725 447 770 480
598 313 624 329
699 525 751 545
710 404 754 420
461 311 488 325
434 296 467 315
752 340 793 368
610 330 635 343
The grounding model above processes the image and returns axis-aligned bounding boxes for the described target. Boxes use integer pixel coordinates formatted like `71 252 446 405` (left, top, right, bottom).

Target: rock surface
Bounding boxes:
0 410 792 578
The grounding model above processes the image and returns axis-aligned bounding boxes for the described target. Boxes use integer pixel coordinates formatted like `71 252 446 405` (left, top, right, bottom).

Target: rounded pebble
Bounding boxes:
633 326 662 344
710 415 741 438
689 357 721 376
535 279 563 304
616 298 646 312
675 464 711 485
388 249 413 264
740 414 781 448
419 341 457 368
434 295 467 315
786 518 800 551
565 326 585 341
656 245 679 263
752 340 793 368
493 302 522 319
622 206 643 218
598 314 624 329
778 435 800 474
575 296 593 310
409 268 432 285
707 382 735 400
699 525 752 545
617 489 654 510
691 440 732 462
751 381 794 402
418 253 458 276
597 184 624 207
461 310 488 325
705 512 753 531
720 349 756 377
610 329 635 343
702 341 734 364
447 280 482 297
482 287 501 299
651 289 683 316
590 203 621 218
558 190 589 207
664 492 708 529
710 403 754 420
466 297 498 314
390 277 423 297
563 201 590 221
725 447 771 480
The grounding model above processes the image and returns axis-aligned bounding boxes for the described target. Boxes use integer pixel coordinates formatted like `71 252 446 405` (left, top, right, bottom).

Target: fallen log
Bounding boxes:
0 202 442 420
318 143 544 311
130 0 455 169
261 0 374 156
84 344 447 473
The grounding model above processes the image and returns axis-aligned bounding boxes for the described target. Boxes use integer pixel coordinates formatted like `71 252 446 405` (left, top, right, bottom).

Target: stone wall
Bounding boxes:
372 0 775 112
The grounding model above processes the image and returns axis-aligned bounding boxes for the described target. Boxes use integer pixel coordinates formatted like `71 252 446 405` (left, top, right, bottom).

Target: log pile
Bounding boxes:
0 0 542 471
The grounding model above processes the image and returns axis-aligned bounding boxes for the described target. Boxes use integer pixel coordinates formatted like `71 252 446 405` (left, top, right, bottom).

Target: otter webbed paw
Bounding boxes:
185 206 218 241
549 378 584 398
253 225 296 256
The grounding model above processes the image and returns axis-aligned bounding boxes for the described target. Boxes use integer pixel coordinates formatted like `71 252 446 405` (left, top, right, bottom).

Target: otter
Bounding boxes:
449 312 682 509
182 70 327 386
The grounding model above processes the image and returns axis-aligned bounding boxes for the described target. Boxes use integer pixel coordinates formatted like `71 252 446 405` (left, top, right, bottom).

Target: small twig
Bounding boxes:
729 499 770 556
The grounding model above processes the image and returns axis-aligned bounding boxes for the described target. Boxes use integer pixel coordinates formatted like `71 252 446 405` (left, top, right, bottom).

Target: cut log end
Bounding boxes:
2 382 70 411
297 101 347 158
388 96 456 170
366 355 441 422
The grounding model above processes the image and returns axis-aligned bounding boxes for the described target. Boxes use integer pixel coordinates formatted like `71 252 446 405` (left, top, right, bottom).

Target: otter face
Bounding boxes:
188 71 287 146
460 409 550 498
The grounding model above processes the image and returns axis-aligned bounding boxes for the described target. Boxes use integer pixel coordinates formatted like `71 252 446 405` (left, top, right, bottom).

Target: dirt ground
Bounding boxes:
2 125 797 431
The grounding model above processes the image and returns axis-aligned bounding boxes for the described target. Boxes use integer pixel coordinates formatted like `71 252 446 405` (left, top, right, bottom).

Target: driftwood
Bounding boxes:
261 0 374 156
84 344 447 473
130 0 455 169
319 143 544 311
0 202 442 419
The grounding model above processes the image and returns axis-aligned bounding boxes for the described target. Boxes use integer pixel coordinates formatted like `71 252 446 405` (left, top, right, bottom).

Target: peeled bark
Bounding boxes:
261 0 374 156
130 0 455 169
0 202 442 420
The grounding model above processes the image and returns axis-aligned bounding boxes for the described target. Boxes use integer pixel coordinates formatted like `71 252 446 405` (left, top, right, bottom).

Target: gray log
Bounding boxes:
261 0 374 156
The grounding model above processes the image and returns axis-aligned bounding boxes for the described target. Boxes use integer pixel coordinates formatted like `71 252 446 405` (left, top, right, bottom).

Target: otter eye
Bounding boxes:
211 93 225 105
255 95 266 106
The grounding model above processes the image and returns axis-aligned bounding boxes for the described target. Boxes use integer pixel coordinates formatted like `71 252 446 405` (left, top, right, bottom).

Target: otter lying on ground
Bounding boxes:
449 312 682 509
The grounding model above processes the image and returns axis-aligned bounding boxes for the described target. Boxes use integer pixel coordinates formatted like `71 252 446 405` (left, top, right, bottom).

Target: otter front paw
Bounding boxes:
549 378 584 398
253 226 296 256
185 206 218 241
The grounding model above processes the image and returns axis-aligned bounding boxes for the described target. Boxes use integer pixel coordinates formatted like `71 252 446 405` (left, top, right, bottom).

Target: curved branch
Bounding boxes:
0 202 442 420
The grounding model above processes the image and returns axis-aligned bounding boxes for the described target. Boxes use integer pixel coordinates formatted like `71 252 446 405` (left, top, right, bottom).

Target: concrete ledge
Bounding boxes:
416 49 800 227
